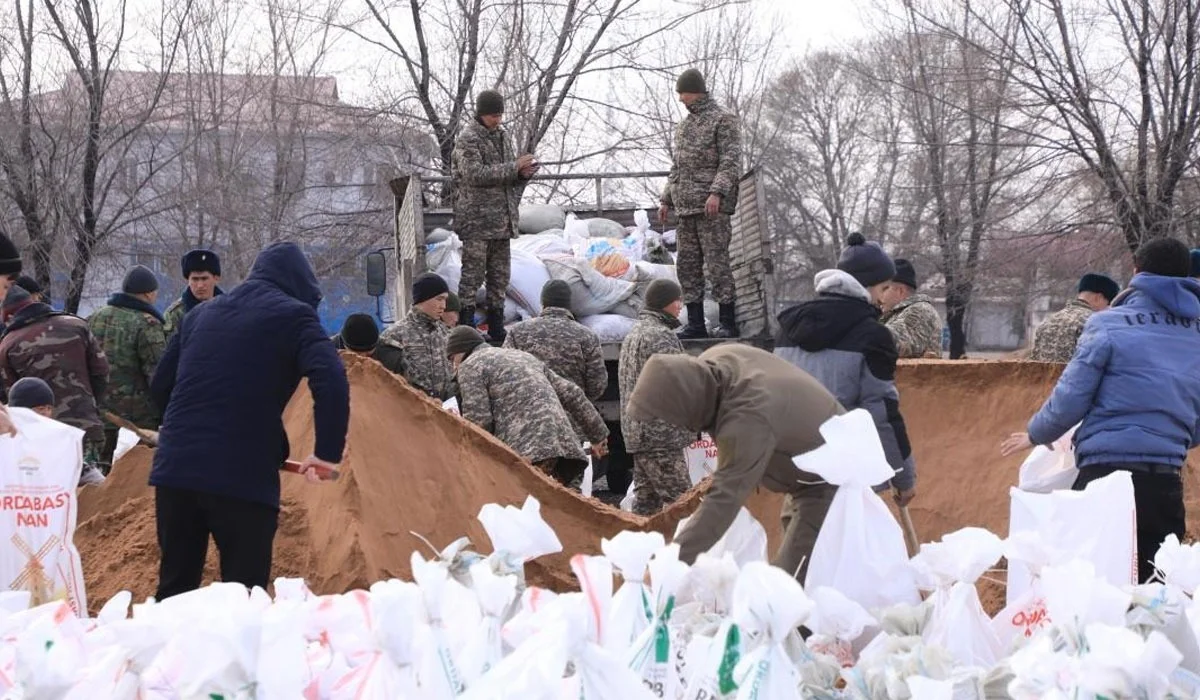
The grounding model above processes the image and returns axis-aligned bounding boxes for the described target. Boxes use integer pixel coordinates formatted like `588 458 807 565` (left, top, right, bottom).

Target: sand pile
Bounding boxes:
74 356 1200 614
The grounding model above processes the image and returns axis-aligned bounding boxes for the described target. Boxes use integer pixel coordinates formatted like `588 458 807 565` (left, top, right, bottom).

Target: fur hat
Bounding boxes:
837 232 896 288
181 249 220 278
1078 273 1120 302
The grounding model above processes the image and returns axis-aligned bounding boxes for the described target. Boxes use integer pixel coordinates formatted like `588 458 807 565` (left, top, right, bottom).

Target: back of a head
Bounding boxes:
248 242 322 308
1190 248 1200 278
627 353 718 432
340 313 380 352
1134 237 1191 277
837 232 896 289
446 325 487 359
8 377 54 410
540 279 573 311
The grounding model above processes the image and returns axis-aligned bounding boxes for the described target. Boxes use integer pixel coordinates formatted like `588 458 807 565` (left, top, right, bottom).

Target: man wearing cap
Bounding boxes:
380 272 453 399
619 279 695 515
503 280 607 404
441 292 461 328
880 259 944 359
774 232 917 509
87 265 168 472
332 313 404 376
659 68 742 340
1029 273 1120 363
452 89 539 343
447 326 608 487
15 276 43 303
164 249 223 338
0 283 109 484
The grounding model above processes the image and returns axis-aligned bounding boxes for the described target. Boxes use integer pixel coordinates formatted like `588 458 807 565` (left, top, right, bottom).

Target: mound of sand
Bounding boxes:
74 356 1200 615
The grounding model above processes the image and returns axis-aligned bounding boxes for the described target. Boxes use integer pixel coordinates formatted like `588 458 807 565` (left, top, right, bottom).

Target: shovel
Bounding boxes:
900 505 920 558
102 410 340 481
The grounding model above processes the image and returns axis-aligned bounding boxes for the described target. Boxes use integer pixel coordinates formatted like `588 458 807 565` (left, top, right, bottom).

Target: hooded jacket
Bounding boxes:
150 242 350 508
1028 273 1200 469
773 269 915 490
627 343 843 564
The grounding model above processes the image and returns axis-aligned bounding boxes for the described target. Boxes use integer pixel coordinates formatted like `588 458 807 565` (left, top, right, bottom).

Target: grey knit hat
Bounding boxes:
540 280 572 310
837 232 896 288
476 90 505 117
676 68 707 94
644 279 682 311
446 326 487 358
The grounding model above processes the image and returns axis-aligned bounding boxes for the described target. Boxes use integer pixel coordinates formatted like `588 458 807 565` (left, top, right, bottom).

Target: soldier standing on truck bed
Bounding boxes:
659 68 742 340
619 279 695 516
879 259 943 359
1028 273 1119 363
452 90 539 343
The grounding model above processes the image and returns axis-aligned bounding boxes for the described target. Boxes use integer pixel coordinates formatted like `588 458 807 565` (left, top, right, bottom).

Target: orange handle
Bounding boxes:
283 459 340 481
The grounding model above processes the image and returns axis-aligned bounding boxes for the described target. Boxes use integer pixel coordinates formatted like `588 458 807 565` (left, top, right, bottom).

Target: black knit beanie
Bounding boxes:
476 90 505 117
540 280 572 310
892 259 917 290
446 326 487 358
644 279 682 311
676 68 707 94
122 265 160 295
15 275 39 295
412 272 450 304
1078 273 1120 303
0 234 21 278
8 377 53 410
837 232 896 288
340 313 380 352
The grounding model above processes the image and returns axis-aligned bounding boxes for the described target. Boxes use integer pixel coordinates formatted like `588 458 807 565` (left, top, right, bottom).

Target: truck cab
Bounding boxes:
366 170 778 495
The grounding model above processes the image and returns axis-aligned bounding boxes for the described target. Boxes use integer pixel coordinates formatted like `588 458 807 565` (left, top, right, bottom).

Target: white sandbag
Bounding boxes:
795 409 921 611
911 528 1005 667
1017 424 1079 493
586 218 626 239
684 433 718 484
512 232 572 258
427 234 463 296
506 248 551 316
519 204 566 235
427 227 455 244
730 561 813 699
112 427 140 465
563 214 590 255
673 508 767 568
625 545 689 696
0 408 87 616
1006 470 1137 607
579 314 636 343
543 257 636 317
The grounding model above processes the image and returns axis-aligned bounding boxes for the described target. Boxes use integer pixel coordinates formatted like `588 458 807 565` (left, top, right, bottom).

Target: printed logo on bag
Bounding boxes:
1011 598 1050 638
16 456 39 475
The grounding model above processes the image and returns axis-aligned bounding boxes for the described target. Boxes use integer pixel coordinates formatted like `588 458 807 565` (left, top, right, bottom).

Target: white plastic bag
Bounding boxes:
112 427 140 465
477 496 563 574
507 248 551 317
0 408 88 615
992 532 1061 648
580 314 637 343
806 587 876 667
513 231 573 257
1155 534 1200 594
1007 470 1137 606
625 545 689 697
731 561 813 700
427 234 463 296
519 203 567 234
673 507 767 568
794 410 921 610
442 397 460 416
1017 423 1079 493
911 528 1005 667
684 433 718 485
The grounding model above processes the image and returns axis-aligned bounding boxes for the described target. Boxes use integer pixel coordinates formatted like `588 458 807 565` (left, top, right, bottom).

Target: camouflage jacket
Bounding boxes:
1030 299 1094 363
456 345 608 464
330 334 405 376
452 120 525 240
882 294 943 359
618 310 696 453
163 286 224 338
662 96 742 217
380 308 451 399
87 293 167 428
502 307 607 401
0 303 110 438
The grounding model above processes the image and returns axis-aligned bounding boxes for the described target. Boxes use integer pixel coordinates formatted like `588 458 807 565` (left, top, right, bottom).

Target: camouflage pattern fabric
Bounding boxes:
881 294 943 359
1030 299 1093 363
380 308 451 399
661 96 742 217
503 306 607 401
0 307 110 440
632 450 691 516
676 214 736 304
87 296 167 428
456 345 608 464
452 120 523 241
163 299 185 338
458 239 510 312
619 310 696 453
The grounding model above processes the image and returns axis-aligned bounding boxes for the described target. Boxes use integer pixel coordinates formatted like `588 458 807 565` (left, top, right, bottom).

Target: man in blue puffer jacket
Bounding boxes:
1002 237 1200 583
150 242 350 599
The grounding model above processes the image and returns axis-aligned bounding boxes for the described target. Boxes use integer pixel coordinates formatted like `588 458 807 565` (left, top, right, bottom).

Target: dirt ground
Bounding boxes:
74 356 1200 615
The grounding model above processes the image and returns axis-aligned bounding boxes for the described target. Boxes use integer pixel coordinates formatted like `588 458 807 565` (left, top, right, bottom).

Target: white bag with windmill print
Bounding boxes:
0 407 87 616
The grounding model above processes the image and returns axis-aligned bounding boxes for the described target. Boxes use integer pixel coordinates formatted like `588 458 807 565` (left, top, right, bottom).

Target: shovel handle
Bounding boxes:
900 505 919 557
283 459 340 481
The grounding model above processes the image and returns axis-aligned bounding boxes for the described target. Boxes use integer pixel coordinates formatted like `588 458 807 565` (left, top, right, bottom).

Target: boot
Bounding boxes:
486 309 507 343
711 302 739 338
677 302 708 340
459 305 476 328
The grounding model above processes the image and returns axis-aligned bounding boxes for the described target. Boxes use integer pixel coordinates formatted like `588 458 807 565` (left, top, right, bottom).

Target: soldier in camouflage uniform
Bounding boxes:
1030 273 1120 363
503 280 607 402
87 265 167 472
452 90 539 343
164 249 223 338
447 326 609 488
659 68 742 340
619 280 696 515
380 272 452 399
880 259 944 359
0 285 109 481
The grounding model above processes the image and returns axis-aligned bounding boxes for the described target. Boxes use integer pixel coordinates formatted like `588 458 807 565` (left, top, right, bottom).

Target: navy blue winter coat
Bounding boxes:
149 242 350 508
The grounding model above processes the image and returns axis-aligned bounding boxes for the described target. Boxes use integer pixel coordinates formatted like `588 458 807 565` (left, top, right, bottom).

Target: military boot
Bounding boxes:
459 305 476 328
486 309 507 343
678 302 708 340
711 302 739 339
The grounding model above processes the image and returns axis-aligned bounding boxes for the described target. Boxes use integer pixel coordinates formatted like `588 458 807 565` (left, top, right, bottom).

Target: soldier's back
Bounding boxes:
1030 301 1093 363
506 312 593 388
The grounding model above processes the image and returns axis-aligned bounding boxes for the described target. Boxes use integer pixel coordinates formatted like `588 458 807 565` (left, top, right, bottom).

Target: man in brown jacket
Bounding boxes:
627 343 843 580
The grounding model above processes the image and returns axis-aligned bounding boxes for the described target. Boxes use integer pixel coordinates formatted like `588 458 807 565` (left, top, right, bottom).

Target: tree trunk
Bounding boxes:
945 282 969 360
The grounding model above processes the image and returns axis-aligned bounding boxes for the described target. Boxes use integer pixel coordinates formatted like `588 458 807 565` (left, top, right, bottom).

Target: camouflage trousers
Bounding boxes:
676 214 736 305
632 450 691 516
534 456 588 490
459 238 511 312
774 477 837 582
83 437 106 470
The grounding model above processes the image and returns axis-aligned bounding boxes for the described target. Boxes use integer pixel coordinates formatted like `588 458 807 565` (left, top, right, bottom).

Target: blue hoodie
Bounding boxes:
150 242 351 508
1028 273 1200 469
